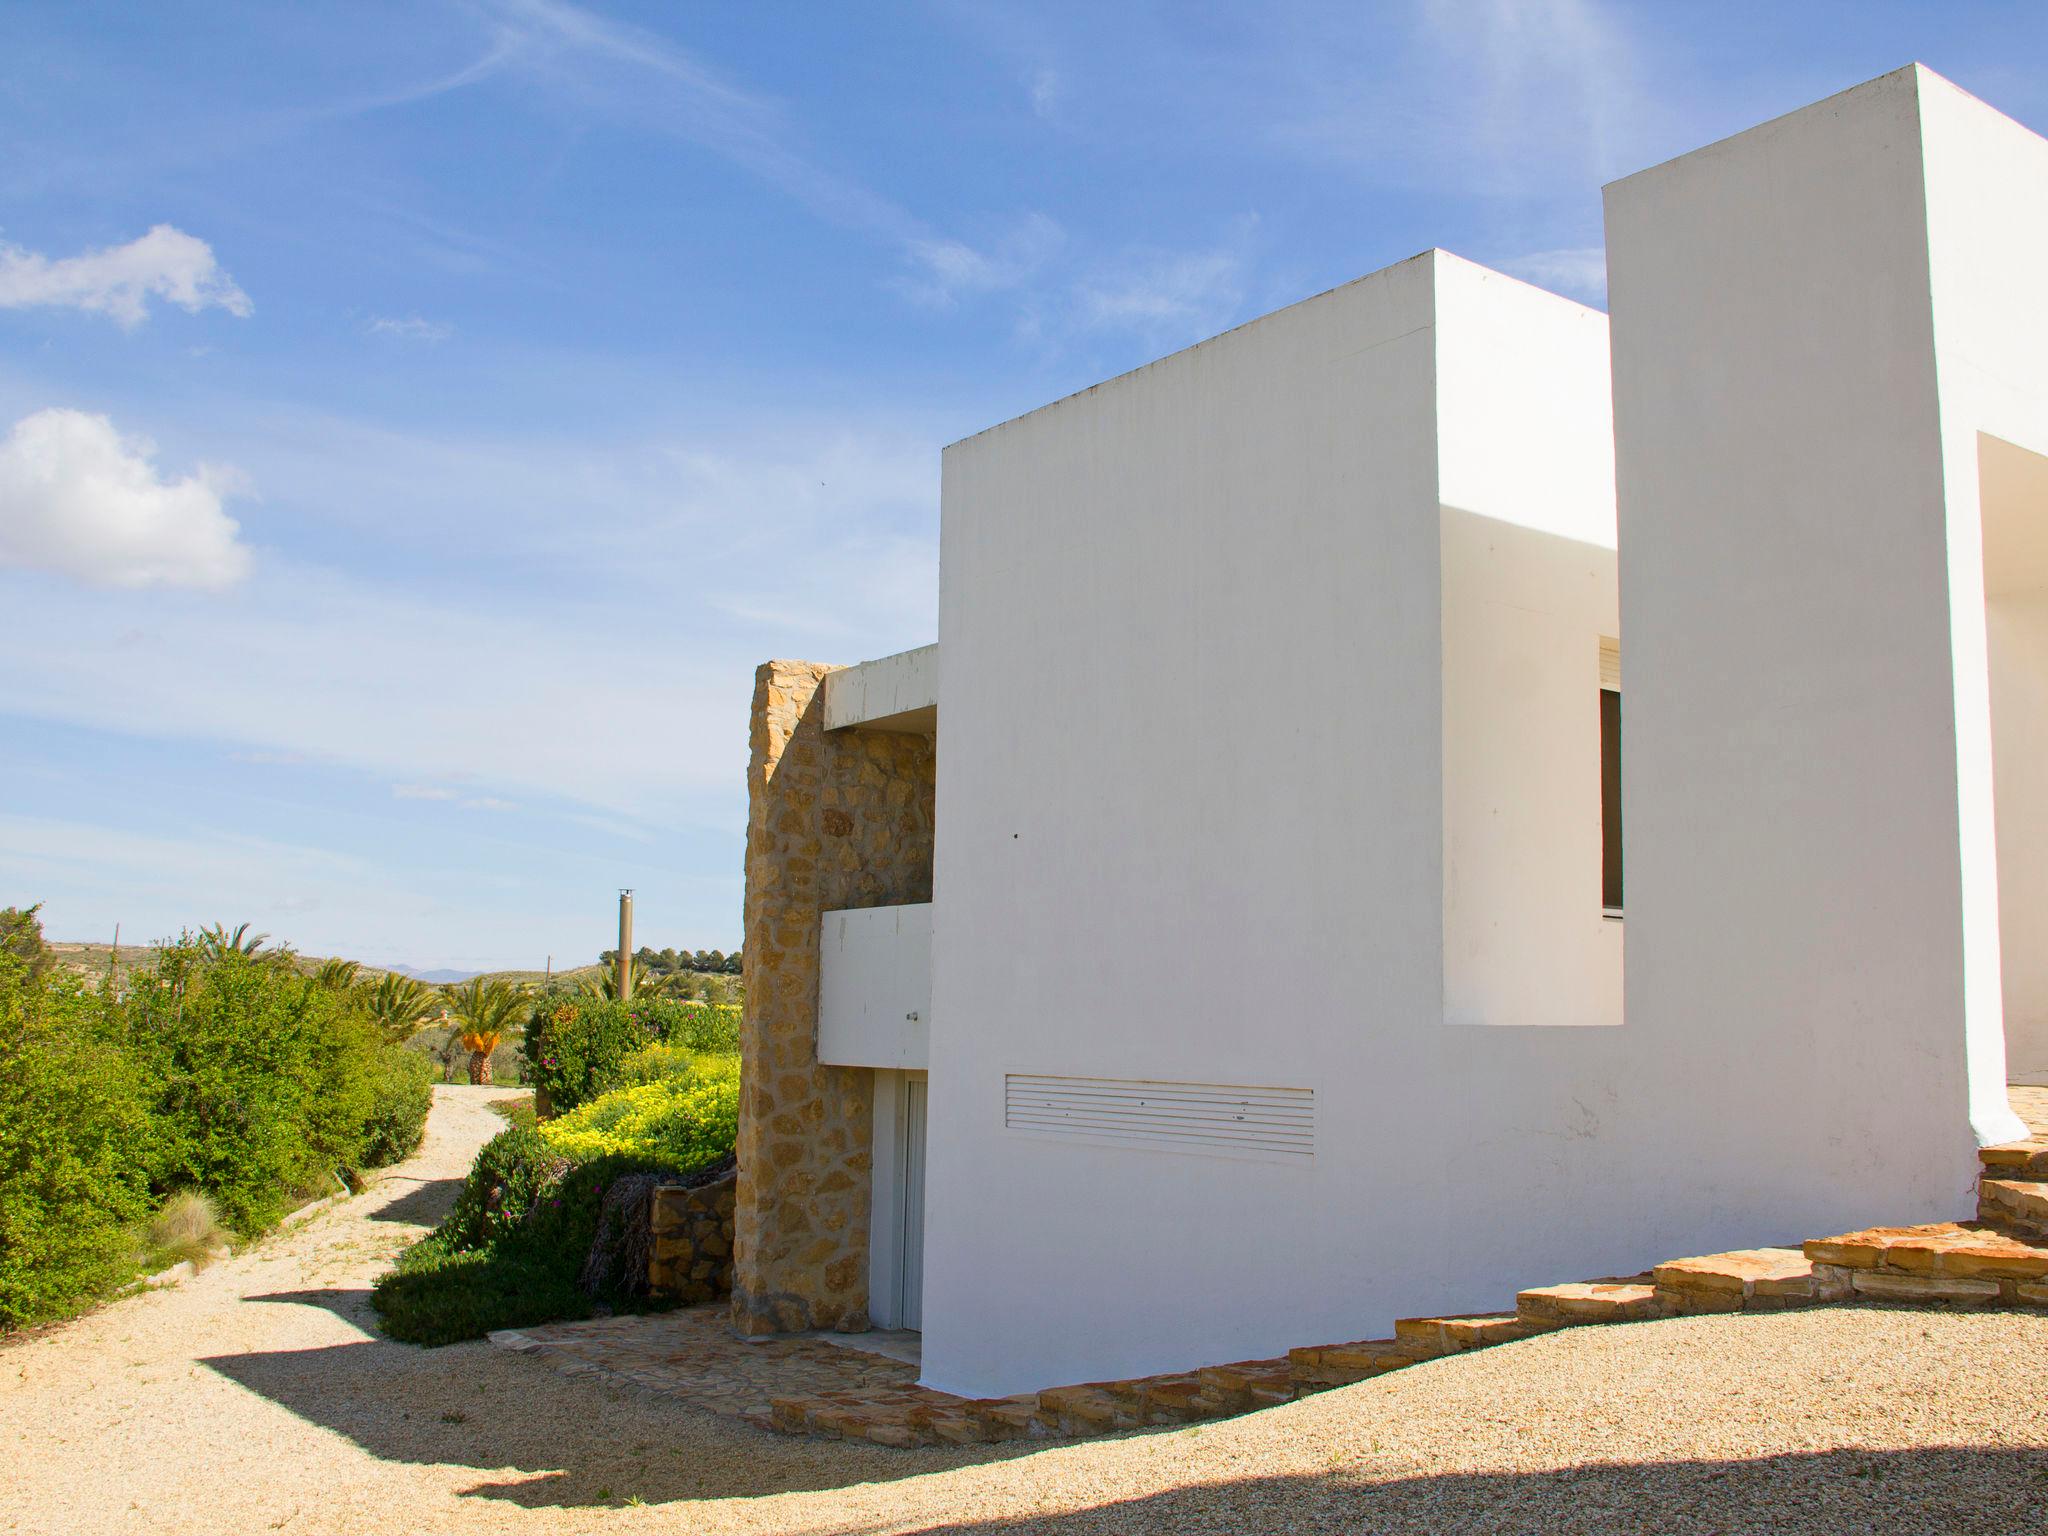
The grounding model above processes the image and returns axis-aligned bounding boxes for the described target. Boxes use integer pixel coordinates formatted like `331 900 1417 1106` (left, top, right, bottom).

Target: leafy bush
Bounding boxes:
436 1126 570 1251
372 1145 678 1345
359 1047 436 1168
524 998 740 1114
0 916 154 1327
2 906 460 1329
118 946 383 1232
537 1058 739 1169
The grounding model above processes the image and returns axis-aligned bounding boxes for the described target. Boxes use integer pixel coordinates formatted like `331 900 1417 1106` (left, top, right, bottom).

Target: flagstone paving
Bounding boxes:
490 1309 920 1428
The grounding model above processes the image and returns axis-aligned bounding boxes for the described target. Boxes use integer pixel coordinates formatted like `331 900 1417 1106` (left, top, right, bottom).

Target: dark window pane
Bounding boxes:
1601 688 1623 911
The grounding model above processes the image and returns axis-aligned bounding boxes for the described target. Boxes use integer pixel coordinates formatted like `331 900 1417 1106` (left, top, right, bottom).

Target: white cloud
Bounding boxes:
0 408 254 590
1498 245 1608 305
898 213 1064 308
0 225 251 328
462 796 518 813
1028 68 1063 120
1077 248 1246 334
368 315 454 342
393 783 459 801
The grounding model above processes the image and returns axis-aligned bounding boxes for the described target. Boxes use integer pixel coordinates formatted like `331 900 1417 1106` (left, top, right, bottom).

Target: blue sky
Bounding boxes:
2 1 2044 970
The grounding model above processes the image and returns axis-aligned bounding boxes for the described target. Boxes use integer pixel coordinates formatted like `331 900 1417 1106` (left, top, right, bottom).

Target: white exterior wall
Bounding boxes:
1917 75 2048 1111
924 254 1636 1398
1440 512 1620 1029
818 903 932 1071
1988 596 2048 1082
1604 63 2027 1242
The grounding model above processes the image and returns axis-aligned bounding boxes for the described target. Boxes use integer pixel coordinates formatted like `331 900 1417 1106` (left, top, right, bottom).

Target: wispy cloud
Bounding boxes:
0 225 251 327
0 408 254 589
897 213 1065 308
367 315 454 342
483 0 1042 319
1272 0 1646 197
1013 218 1262 352
392 783 458 801
1497 245 1607 304
1028 68 1063 121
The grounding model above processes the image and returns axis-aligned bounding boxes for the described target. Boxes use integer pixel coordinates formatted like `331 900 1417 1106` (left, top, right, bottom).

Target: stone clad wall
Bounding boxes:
732 660 935 1335
648 1172 739 1303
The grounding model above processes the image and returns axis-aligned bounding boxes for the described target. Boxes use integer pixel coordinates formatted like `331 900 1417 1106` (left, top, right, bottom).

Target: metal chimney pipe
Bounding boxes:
617 889 634 1001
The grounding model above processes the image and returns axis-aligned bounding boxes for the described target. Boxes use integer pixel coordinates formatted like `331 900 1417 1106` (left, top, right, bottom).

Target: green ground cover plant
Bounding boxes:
374 1048 740 1346
538 1056 739 1167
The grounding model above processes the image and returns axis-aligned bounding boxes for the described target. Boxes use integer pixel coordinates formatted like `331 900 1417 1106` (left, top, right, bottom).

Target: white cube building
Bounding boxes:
731 65 2043 1401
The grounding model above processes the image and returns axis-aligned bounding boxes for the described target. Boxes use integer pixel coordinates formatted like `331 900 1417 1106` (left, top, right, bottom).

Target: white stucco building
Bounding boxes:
734 65 2046 1401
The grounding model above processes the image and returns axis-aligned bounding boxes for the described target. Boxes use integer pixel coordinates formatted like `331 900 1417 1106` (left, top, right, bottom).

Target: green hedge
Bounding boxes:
0 909 440 1328
359 1048 437 1168
0 948 153 1328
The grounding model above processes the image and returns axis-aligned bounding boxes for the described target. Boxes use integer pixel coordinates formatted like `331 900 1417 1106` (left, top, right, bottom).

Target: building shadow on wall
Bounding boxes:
906 1445 2048 1535
201 1304 1038 1507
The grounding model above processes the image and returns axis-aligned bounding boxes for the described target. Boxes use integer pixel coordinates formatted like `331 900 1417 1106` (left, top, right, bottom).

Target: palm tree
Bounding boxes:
447 977 526 1085
361 972 444 1043
197 922 270 961
312 957 361 990
578 970 632 1002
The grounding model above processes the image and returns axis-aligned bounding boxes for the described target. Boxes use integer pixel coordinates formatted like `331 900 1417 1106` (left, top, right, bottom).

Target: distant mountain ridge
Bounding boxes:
385 964 482 984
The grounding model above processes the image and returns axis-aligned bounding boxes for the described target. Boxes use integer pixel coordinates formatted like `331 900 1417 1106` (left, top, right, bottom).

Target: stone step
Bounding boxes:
1979 1139 2048 1182
1515 1279 1661 1329
1652 1248 1817 1313
1287 1338 1424 1388
1194 1358 1297 1413
1035 1384 1125 1434
1980 1178 2048 1237
1392 1312 1533 1357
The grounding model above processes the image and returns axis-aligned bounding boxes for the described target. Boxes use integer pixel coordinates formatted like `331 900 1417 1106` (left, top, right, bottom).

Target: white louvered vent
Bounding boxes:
1004 1074 1314 1159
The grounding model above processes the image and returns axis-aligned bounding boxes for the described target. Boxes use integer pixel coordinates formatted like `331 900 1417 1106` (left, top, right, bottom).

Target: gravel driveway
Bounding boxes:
5 1087 2047 1536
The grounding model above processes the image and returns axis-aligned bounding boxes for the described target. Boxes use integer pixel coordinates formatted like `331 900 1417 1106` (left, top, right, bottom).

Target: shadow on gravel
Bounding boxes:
902 1445 2048 1536
201 1323 1033 1506
366 1176 463 1228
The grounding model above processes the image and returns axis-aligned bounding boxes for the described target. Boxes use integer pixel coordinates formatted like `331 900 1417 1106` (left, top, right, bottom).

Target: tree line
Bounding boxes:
599 946 742 977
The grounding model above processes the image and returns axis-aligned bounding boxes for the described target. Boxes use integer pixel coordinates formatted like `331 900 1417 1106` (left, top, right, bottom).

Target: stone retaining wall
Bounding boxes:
732 659 935 1335
647 1172 738 1303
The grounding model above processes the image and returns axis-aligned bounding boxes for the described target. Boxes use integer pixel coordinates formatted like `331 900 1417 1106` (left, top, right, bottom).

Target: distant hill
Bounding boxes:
385 964 481 984
45 941 607 993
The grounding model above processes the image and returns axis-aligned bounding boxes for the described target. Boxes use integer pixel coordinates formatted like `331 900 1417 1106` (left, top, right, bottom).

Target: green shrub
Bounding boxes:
0 920 154 1327
599 1039 722 1092
118 945 382 1232
537 1057 739 1169
372 1148 678 1345
524 997 739 1114
436 1126 570 1251
359 1047 435 1168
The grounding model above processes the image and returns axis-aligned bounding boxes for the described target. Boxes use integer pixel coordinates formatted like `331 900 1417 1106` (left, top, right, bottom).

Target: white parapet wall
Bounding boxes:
822 644 938 734
818 903 932 1071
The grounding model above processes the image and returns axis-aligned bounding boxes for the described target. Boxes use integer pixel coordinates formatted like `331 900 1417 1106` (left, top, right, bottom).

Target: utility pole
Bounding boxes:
617 890 634 1001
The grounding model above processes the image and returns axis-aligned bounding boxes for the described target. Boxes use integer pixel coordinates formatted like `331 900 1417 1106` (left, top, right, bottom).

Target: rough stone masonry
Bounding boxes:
730 660 934 1335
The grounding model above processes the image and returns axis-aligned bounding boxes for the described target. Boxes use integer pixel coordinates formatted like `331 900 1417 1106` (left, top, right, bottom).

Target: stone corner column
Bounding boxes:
731 660 868 1335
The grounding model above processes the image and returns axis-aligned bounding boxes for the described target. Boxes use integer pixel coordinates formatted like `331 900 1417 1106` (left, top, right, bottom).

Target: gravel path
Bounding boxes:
6 1088 2048 1535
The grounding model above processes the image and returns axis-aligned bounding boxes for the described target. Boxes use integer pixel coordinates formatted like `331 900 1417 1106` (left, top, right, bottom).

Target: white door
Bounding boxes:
898 1075 927 1330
